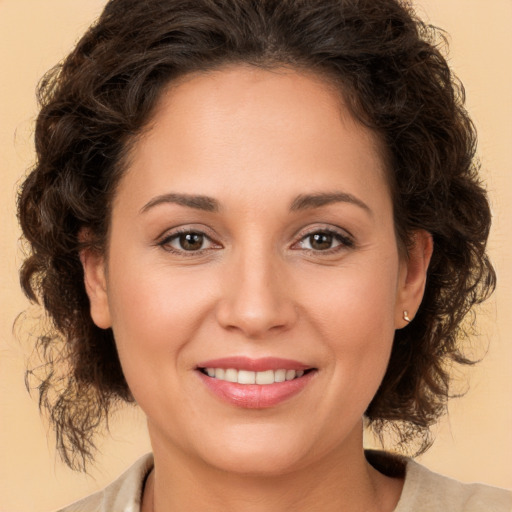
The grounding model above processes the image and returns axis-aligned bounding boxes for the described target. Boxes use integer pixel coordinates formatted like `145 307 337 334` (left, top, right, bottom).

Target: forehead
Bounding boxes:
151 65 382 154
115 65 391 214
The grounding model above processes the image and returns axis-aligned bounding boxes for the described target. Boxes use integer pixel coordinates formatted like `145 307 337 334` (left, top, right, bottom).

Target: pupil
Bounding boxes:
311 233 332 250
180 233 203 250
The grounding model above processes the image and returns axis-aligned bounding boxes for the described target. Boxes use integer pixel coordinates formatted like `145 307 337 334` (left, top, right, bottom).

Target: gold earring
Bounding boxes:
403 310 411 323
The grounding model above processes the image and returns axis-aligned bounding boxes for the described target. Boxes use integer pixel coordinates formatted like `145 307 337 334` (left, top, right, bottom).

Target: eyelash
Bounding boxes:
157 226 354 256
291 227 354 254
157 227 220 256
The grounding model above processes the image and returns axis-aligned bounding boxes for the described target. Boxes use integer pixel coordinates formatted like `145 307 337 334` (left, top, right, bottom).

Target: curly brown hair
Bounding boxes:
18 0 495 471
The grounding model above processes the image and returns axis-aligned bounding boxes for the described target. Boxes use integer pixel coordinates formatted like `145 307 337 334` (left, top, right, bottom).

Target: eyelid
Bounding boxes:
156 225 222 254
154 223 354 255
291 225 355 252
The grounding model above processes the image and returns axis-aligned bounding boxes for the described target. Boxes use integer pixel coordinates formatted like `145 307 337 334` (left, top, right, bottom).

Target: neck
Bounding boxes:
142 427 403 512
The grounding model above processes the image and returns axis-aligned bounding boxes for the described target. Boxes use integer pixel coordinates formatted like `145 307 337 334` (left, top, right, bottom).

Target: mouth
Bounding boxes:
198 367 314 385
195 357 317 408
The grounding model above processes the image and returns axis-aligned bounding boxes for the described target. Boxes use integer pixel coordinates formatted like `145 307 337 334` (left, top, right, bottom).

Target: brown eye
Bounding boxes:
178 232 205 251
308 232 334 250
160 231 213 253
294 229 353 253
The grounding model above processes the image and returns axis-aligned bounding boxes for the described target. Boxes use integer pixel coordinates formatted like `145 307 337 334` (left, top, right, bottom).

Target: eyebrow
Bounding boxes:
290 192 372 215
140 193 220 213
140 191 371 215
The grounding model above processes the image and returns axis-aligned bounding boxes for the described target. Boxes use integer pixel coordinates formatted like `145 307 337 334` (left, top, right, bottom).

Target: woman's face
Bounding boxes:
84 65 428 475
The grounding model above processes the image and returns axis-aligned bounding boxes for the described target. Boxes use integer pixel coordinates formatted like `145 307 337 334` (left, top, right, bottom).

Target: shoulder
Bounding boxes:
55 453 154 512
396 458 512 512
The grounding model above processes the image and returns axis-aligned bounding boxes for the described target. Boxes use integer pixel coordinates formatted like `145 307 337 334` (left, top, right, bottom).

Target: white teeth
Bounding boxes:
224 368 238 383
238 370 256 384
204 367 308 385
285 369 296 381
255 369 274 385
274 369 286 382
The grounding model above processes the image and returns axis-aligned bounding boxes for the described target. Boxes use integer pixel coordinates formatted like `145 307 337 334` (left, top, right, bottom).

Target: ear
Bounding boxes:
395 230 433 329
79 242 112 330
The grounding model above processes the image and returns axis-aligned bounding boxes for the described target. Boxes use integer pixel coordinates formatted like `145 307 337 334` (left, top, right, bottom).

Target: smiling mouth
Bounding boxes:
199 368 314 385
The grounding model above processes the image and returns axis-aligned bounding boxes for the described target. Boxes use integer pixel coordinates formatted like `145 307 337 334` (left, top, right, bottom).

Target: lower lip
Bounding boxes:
197 370 316 409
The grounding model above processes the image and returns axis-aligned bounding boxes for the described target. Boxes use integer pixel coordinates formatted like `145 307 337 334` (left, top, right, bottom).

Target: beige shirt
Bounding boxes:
57 452 512 512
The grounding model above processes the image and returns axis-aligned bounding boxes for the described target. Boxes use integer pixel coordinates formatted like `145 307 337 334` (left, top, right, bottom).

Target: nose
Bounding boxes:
215 250 298 339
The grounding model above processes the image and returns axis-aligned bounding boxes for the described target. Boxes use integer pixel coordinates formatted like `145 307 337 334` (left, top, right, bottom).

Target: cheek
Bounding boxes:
301 258 399 391
105 259 217 376
305 259 398 339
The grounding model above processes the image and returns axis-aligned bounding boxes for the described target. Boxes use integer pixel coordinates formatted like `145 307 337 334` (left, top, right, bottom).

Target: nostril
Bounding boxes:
214 294 298 338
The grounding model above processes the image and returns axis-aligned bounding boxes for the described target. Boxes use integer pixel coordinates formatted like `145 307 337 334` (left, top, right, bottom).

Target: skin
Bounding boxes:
82 65 432 512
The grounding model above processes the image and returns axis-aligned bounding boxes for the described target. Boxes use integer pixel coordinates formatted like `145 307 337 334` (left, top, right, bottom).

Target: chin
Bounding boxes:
194 425 313 477
204 448 305 477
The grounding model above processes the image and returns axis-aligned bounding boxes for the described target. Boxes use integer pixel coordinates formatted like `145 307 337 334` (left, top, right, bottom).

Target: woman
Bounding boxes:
16 0 511 510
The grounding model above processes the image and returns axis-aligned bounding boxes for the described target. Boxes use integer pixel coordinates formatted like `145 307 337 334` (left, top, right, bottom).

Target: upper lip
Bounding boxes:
196 356 312 372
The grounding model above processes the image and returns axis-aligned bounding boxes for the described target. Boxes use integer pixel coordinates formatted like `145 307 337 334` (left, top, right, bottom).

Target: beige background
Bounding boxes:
1 1 511 510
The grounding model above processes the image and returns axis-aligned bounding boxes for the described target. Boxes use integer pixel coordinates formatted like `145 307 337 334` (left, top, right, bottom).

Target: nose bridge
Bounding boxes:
216 237 296 337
